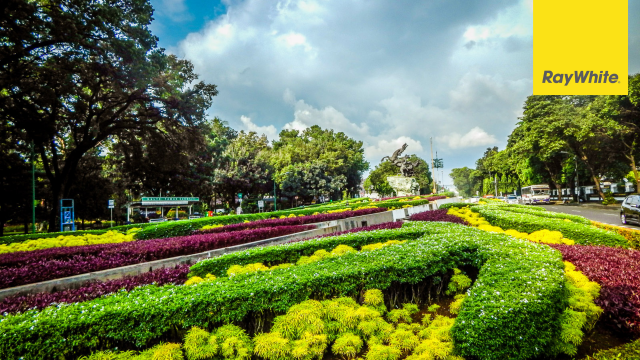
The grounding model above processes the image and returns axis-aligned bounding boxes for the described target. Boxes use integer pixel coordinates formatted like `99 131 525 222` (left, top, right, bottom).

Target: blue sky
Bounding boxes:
148 0 640 188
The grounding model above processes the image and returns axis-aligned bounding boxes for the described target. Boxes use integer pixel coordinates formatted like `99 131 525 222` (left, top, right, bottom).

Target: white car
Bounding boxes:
506 195 519 204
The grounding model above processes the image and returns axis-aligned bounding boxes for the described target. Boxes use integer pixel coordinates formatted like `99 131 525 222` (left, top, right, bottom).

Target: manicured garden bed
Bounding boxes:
0 225 313 288
0 222 569 360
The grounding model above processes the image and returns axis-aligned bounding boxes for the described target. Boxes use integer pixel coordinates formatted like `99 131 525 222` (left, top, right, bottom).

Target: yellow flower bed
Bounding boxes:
447 207 575 245
0 230 137 254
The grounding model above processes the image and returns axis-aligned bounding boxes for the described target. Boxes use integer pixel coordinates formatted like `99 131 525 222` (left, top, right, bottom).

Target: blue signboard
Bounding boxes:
60 199 75 232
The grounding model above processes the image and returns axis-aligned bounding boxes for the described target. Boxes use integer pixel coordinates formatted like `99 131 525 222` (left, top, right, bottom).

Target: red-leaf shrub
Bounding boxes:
409 209 470 225
0 265 190 315
0 225 314 289
194 208 386 235
550 244 640 335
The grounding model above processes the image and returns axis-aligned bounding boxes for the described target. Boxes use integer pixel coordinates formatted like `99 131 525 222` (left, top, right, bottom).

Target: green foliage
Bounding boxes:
427 304 440 313
253 332 291 360
184 327 218 360
134 199 422 240
473 204 628 247
445 269 472 296
331 333 363 359
364 344 401 360
215 325 253 360
587 337 640 360
189 227 427 278
0 222 567 360
389 329 420 353
602 191 617 205
449 295 466 315
363 289 384 307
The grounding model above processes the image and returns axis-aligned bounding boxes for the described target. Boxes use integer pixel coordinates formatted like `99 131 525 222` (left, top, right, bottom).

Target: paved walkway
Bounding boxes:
544 204 639 230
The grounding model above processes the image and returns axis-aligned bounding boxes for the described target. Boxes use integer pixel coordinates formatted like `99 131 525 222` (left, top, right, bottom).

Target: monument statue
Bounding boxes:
382 143 421 196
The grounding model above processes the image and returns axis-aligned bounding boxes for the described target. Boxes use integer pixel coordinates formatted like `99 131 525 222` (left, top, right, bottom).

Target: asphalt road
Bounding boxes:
543 204 639 229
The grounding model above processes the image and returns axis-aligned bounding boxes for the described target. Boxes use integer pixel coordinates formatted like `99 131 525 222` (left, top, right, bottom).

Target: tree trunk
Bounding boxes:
47 180 61 232
543 163 562 200
0 221 4 237
580 155 606 200
629 154 639 194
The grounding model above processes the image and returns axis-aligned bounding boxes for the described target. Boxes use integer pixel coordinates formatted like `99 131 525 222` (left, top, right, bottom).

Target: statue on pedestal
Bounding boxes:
383 143 421 196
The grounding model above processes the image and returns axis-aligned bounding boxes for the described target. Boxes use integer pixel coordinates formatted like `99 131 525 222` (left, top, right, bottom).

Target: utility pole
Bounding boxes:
273 181 277 211
31 142 36 234
430 138 436 194
494 174 498 197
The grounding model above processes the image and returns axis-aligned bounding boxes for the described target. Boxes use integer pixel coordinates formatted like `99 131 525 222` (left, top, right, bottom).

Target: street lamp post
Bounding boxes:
273 181 277 211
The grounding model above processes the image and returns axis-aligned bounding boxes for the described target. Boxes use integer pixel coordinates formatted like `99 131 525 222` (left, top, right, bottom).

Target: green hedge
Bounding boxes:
135 200 428 240
0 222 566 360
189 227 429 277
479 203 592 225
473 206 627 247
437 202 470 210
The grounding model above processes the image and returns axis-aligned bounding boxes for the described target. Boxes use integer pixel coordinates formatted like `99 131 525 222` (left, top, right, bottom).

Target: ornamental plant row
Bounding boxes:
0 222 566 360
134 199 428 240
0 197 377 245
189 224 427 278
194 208 385 235
407 209 470 225
0 225 314 289
482 203 591 225
0 223 402 314
550 243 640 335
0 265 190 315
473 206 628 248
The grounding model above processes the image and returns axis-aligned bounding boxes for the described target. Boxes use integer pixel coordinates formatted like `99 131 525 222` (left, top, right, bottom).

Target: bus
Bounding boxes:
521 184 550 205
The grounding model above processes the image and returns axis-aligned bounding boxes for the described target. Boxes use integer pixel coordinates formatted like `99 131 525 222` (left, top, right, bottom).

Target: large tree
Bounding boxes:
271 126 369 198
1 0 217 230
213 131 273 207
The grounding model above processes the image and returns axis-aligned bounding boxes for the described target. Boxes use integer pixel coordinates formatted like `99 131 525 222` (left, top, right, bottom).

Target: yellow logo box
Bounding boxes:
533 0 627 95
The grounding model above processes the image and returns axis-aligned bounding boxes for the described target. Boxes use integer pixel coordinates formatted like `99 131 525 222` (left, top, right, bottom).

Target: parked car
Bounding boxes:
506 195 518 204
621 195 640 225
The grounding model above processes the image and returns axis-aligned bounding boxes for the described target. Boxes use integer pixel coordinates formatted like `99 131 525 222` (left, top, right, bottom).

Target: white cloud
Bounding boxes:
284 99 370 138
438 127 497 149
239 115 278 140
173 0 537 181
364 137 424 161
156 0 191 22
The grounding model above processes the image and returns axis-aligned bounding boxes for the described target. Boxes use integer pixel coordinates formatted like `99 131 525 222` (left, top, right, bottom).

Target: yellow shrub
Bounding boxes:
185 276 204 286
201 224 224 230
331 245 357 256
227 263 270 277
0 230 135 254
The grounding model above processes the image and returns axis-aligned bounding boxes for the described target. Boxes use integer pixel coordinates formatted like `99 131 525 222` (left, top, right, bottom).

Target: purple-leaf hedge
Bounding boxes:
408 209 470 225
550 243 640 335
194 208 386 235
0 265 190 315
0 225 314 289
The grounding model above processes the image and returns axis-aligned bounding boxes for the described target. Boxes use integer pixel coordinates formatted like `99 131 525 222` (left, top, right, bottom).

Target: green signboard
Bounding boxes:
141 197 199 202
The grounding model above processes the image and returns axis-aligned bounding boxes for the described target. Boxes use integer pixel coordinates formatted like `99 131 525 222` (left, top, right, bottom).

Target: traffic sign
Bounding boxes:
257 200 264 208
108 200 115 209
238 193 243 199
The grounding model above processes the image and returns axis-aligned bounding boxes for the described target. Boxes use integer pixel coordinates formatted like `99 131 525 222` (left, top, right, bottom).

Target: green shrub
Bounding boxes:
0 223 566 360
493 205 592 225
587 338 640 359
473 206 627 247
331 333 363 359
188 227 428 278
436 203 469 210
